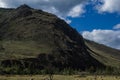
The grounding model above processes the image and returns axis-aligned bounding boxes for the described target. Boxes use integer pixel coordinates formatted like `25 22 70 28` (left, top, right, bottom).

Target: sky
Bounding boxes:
0 0 120 50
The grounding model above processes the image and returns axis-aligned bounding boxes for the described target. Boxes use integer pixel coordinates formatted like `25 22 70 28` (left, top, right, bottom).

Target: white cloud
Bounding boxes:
113 24 120 29
0 0 88 23
65 19 72 24
82 29 120 50
68 4 85 17
0 0 7 8
95 0 120 13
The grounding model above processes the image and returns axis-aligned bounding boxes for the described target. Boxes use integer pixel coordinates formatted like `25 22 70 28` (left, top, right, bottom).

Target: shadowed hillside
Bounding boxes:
0 5 119 74
0 5 104 71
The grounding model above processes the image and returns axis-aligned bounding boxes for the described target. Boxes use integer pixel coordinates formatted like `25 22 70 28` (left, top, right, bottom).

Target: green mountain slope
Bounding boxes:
0 5 104 72
0 5 120 74
85 39 120 67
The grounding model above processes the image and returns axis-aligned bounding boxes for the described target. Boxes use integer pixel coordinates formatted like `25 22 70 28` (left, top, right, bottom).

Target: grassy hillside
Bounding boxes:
0 41 53 60
85 39 120 67
0 75 119 80
0 5 120 74
0 4 105 74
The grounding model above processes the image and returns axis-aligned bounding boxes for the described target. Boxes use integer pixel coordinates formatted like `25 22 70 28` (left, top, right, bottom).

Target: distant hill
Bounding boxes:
85 39 120 67
0 4 119 74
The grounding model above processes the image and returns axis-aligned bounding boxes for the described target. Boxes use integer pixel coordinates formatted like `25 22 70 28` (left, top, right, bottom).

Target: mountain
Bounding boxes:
85 40 120 67
0 5 119 74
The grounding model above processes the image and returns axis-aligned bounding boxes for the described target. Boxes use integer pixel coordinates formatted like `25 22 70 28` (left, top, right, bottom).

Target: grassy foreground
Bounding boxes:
0 75 120 80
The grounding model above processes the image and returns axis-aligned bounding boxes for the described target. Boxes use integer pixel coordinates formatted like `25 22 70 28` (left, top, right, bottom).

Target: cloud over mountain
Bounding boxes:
82 29 120 50
1 0 120 18
95 0 120 13
113 23 120 29
0 0 88 20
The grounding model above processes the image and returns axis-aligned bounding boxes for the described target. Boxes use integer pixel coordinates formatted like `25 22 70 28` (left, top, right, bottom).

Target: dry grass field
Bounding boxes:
0 75 120 80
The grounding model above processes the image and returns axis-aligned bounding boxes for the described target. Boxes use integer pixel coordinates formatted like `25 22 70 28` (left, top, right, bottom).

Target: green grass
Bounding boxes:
85 40 120 67
0 41 53 60
0 75 119 80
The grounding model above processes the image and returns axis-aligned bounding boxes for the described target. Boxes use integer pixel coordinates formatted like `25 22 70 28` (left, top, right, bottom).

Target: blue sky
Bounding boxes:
69 5 120 32
0 0 120 49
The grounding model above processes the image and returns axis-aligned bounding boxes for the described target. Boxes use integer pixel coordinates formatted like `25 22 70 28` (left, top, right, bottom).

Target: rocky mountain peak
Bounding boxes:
15 4 33 17
17 4 32 10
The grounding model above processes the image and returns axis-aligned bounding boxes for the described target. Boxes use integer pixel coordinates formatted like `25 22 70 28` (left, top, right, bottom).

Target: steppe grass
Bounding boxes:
0 75 120 80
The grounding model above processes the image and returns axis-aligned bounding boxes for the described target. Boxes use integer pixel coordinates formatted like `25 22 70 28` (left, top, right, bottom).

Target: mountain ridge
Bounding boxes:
0 5 119 74
85 39 120 67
